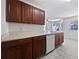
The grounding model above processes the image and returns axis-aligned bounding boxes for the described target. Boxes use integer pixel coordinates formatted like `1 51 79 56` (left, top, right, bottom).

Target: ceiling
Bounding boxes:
23 0 78 18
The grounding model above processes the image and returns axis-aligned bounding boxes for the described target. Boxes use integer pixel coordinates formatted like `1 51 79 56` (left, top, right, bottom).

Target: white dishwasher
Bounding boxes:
46 34 55 53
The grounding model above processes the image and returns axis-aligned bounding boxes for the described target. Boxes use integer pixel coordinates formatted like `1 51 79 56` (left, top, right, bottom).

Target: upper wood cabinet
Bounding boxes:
33 7 45 25
33 7 39 24
6 0 45 25
21 2 33 24
39 10 45 25
6 0 21 22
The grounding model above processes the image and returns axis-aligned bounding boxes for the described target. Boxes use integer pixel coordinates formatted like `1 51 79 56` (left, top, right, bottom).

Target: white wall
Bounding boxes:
7 23 44 33
1 0 9 35
63 15 78 40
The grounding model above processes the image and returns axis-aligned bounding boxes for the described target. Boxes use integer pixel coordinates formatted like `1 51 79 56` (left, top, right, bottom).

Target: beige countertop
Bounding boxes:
1 31 54 42
1 31 63 42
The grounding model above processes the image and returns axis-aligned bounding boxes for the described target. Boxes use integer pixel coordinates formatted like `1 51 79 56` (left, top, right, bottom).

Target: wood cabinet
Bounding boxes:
6 0 21 22
6 47 22 59
33 7 39 24
33 7 45 25
33 35 46 59
1 35 46 59
22 44 32 59
6 0 45 25
21 2 33 24
55 33 64 48
39 10 45 25
1 38 32 59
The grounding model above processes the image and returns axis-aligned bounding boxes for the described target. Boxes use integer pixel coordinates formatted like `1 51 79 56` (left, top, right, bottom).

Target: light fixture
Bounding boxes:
66 0 72 2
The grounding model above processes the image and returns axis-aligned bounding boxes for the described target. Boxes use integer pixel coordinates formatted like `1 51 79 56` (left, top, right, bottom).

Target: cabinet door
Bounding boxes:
2 44 22 59
1 38 32 59
33 36 46 59
39 10 45 25
6 0 21 22
60 33 64 44
22 43 32 59
33 7 45 25
55 34 60 48
55 33 64 48
6 47 22 59
33 7 39 24
22 2 33 24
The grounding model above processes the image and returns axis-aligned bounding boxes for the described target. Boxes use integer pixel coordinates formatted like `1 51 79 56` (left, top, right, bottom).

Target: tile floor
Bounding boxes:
41 39 78 59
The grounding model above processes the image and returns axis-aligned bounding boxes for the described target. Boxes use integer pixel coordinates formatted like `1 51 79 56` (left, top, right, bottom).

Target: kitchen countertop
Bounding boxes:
1 31 63 42
1 31 53 42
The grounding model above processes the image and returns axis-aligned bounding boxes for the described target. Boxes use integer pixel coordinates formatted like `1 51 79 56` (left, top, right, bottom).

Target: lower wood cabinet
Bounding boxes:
22 45 32 59
32 35 46 59
6 47 22 59
1 38 32 59
55 33 64 48
2 34 64 59
1 35 46 59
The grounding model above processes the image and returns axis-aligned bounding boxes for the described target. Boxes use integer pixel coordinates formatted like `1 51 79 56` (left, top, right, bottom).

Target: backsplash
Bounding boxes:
7 23 44 33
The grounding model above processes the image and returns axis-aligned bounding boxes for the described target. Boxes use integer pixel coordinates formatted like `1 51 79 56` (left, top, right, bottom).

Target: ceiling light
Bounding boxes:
66 0 72 2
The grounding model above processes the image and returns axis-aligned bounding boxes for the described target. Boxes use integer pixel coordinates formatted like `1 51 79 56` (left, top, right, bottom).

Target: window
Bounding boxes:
71 20 78 30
